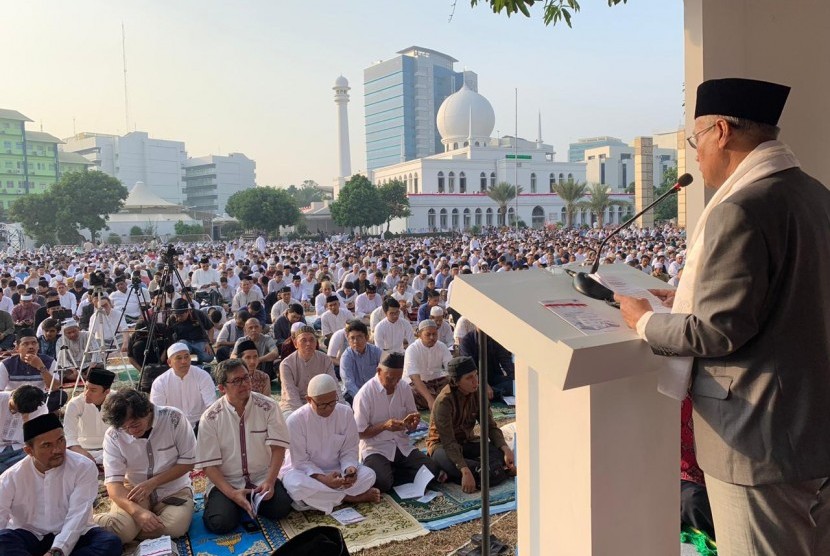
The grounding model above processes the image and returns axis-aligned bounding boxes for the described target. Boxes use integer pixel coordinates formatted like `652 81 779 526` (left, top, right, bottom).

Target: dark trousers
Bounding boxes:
681 479 716 540
431 441 509 488
0 334 15 350
203 482 292 534
363 448 441 493
0 526 122 556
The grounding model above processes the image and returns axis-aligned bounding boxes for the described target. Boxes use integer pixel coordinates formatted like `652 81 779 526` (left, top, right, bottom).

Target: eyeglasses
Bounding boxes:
686 124 716 149
311 399 337 410
225 375 252 386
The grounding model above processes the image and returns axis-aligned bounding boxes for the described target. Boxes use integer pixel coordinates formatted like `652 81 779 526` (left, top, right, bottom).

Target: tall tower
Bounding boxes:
333 75 352 198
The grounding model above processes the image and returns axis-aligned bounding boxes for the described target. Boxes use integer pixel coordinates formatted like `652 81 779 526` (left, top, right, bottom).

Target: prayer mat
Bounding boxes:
393 477 517 531
176 495 290 556
279 494 428 552
680 525 717 556
419 402 515 425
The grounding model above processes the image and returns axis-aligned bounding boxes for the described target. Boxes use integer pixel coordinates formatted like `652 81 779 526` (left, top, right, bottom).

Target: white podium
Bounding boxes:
451 265 680 556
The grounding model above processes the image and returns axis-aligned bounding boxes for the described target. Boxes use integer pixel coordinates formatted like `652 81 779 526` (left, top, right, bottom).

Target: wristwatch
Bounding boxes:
50 549 64 556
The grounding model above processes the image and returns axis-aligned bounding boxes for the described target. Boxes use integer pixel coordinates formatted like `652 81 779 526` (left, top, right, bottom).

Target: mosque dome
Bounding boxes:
436 84 496 150
334 75 349 89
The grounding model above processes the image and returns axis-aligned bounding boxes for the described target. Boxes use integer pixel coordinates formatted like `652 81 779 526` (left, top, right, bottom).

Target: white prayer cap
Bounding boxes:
62 319 79 329
167 342 189 358
290 321 305 334
307 374 338 397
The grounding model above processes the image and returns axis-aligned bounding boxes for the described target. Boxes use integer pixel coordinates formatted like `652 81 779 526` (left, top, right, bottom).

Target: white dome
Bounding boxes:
436 84 496 147
334 75 349 88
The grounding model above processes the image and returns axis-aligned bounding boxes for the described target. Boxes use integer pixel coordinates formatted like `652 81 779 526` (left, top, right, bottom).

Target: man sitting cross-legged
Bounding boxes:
0 385 47 474
196 359 293 534
0 413 123 556
403 320 452 411
63 368 116 465
282 374 380 513
353 352 443 494
94 389 196 544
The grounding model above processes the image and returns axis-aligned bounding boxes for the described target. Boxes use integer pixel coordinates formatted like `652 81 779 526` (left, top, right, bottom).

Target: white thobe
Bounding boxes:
404 340 452 383
63 393 110 463
0 450 98 555
352 376 418 460
149 367 217 427
320 309 353 338
282 403 375 514
354 293 382 319
373 318 415 353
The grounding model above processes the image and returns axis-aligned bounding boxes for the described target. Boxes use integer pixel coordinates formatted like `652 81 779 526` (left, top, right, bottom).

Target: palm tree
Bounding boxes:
550 179 588 228
578 183 631 228
487 182 523 226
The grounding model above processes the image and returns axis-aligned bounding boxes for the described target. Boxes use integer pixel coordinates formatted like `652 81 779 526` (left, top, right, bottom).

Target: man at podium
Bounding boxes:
616 78 830 555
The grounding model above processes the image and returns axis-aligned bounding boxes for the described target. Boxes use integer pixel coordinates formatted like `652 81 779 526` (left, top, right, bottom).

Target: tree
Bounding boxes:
550 178 588 228
487 182 523 226
654 166 679 222
330 175 386 233
469 0 628 27
10 170 127 245
377 179 411 233
285 180 329 208
578 183 630 228
129 225 144 237
174 221 205 236
225 186 300 234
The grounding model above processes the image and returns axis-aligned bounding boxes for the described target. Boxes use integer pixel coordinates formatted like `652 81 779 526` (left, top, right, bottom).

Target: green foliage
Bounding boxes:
129 225 144 237
219 220 243 239
285 180 329 207
107 232 122 245
550 179 588 228
654 167 679 222
330 175 386 232
487 181 523 226
225 186 300 233
377 179 411 233
174 220 205 236
577 183 630 228
10 170 127 245
470 0 627 27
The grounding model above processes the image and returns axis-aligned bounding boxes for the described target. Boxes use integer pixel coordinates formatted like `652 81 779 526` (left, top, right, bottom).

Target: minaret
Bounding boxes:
333 75 352 198
536 110 543 149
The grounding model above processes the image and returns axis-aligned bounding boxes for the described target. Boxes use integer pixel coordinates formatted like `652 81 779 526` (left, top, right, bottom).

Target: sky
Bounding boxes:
5 1 684 189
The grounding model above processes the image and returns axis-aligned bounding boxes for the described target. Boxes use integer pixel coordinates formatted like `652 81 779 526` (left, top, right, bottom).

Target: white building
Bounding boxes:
183 153 256 214
370 85 632 231
584 131 679 191
103 181 201 239
61 131 187 204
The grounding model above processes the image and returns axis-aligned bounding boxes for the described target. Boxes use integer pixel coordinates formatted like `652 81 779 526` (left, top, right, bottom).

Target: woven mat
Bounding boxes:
279 494 428 553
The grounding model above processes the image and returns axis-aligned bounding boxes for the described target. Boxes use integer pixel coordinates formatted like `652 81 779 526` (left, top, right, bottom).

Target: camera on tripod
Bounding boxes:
131 271 143 287
161 244 184 266
89 270 107 288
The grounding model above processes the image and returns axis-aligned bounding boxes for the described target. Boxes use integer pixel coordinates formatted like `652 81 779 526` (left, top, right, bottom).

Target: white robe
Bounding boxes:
282 403 375 514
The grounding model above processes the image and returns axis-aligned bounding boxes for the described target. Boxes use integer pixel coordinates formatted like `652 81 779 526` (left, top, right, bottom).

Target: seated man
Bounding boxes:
269 287 300 325
372 297 414 354
237 339 273 397
353 352 442 493
214 310 249 363
459 328 515 399
354 283 382 321
0 329 66 412
282 374 380 513
427 356 515 493
430 306 455 349
279 325 340 418
320 295 353 347
166 298 214 364
340 320 382 404
403 320 452 411
88 296 128 350
95 389 196 544
56 318 103 377
0 385 47 474
416 289 442 323
272 303 306 346
0 307 15 351
230 318 279 380
149 343 217 433
37 317 61 361
63 368 116 464
0 413 122 556
197 360 292 534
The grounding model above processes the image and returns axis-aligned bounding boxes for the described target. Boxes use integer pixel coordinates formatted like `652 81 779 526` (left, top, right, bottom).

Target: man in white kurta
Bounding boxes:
64 369 115 465
372 299 414 353
282 374 379 514
404 320 452 410
196 359 292 534
149 343 216 431
95 390 196 544
0 413 122 556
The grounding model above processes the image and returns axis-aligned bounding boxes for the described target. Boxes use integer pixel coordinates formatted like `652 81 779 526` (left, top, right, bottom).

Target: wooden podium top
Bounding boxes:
450 265 673 390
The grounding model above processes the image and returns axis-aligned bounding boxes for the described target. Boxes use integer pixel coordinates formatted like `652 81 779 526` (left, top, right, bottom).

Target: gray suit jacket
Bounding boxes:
646 167 830 486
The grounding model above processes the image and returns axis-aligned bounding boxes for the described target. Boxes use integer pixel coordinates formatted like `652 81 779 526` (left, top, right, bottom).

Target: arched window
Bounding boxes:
560 206 567 222
559 173 565 185
507 207 516 226
475 208 482 227
530 173 537 193
474 141 480 147
480 172 487 192
463 208 471 229
453 142 459 150
532 206 545 229
451 208 460 229
448 172 455 193
490 172 496 188
408 173 413 193
567 173 573 182
439 208 448 229
459 172 466 193
463 141 469 147
437 171 445 193
427 208 436 229
549 173 555 192
413 173 419 194
486 207 493 227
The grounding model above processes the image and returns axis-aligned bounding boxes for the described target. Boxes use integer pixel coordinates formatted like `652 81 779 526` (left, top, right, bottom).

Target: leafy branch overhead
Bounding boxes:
469 0 628 27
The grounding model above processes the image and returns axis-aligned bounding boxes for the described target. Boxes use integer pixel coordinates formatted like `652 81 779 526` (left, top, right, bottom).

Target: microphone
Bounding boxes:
571 173 694 302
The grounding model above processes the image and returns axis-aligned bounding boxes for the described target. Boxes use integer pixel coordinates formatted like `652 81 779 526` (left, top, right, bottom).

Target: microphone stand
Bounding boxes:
571 177 691 302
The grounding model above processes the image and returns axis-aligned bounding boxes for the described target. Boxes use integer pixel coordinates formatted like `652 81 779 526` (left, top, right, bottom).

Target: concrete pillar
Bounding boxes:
634 137 654 229
683 0 830 236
